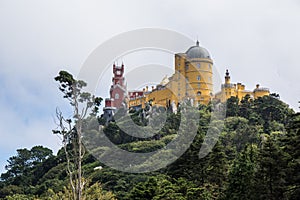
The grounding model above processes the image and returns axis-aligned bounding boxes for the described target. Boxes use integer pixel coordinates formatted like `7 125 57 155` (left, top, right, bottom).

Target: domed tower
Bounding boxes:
174 40 213 105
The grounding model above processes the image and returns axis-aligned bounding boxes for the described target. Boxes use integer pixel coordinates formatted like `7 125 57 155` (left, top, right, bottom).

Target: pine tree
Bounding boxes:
255 134 287 200
283 113 300 199
225 144 258 200
226 96 239 117
206 141 228 199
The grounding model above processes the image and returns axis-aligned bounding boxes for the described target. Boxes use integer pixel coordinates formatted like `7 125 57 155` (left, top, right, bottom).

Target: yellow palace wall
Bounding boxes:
127 44 270 108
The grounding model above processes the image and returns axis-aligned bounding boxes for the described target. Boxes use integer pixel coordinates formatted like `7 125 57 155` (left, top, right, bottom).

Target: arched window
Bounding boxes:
197 91 201 96
115 93 119 99
197 75 201 81
197 63 201 68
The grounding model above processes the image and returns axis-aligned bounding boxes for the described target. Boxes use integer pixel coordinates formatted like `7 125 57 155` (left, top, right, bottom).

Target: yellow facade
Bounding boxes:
128 96 147 108
214 70 270 102
128 41 214 108
174 53 213 105
127 42 270 109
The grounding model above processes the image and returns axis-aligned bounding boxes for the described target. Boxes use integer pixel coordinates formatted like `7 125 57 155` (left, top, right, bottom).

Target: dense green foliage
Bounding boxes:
1 95 299 199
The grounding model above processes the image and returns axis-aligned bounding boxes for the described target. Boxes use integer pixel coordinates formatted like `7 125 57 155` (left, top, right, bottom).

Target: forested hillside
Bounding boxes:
0 94 299 199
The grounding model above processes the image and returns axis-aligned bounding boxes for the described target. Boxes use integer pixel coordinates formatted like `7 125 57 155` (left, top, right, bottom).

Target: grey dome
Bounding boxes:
186 41 210 59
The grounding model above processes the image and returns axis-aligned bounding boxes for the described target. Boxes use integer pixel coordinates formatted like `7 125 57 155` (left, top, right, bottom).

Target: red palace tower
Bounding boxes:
103 63 127 122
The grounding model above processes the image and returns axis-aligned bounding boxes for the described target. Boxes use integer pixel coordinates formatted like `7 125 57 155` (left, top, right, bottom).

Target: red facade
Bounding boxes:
105 63 127 108
128 91 144 99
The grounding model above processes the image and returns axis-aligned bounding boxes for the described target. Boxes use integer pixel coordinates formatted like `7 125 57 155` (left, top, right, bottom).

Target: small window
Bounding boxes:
197 63 201 68
185 64 189 70
115 93 119 99
197 91 201 96
198 83 201 88
197 75 201 81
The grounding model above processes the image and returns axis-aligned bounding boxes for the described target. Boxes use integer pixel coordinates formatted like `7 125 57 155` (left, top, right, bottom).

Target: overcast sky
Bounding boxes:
0 0 300 173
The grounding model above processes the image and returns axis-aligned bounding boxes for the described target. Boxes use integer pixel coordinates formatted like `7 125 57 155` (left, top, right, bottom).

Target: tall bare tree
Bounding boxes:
53 70 102 200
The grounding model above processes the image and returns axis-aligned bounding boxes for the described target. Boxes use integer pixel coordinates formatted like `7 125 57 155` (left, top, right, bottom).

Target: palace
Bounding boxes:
214 69 270 102
102 41 270 119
